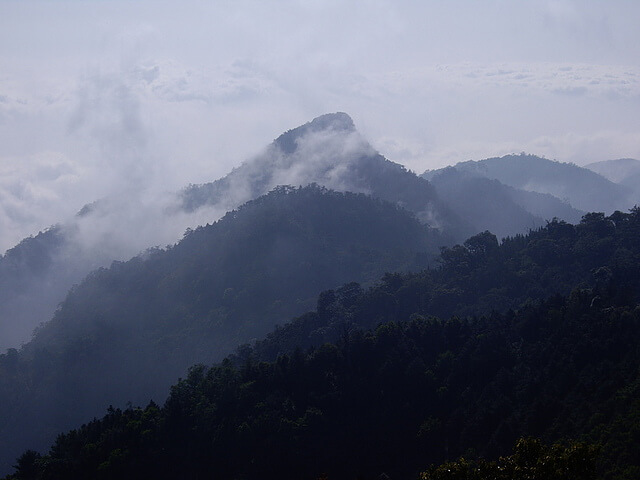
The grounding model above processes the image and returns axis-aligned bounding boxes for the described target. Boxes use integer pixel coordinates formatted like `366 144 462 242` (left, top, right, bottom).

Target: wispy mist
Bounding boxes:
0 111 387 350
0 0 639 350
2 1 640 253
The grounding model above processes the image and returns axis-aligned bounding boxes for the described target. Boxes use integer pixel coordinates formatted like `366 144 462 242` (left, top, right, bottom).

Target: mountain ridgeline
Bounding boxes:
6 208 640 479
0 228 67 350
181 112 469 240
425 153 634 214
0 112 466 353
586 158 640 205
31 185 441 361
586 158 640 186
423 166 584 239
2 113 635 353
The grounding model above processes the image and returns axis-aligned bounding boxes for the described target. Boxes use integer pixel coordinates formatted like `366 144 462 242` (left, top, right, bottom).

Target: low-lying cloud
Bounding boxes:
0 111 386 351
1 2 640 348
3 54 640 253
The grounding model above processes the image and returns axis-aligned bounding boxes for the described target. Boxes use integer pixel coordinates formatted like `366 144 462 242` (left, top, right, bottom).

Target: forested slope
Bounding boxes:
7 266 639 479
0 112 466 353
5 208 640 479
249 208 640 361
0 185 441 474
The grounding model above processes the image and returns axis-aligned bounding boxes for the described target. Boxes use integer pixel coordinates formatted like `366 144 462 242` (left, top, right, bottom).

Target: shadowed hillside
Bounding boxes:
0 185 442 473
0 113 465 352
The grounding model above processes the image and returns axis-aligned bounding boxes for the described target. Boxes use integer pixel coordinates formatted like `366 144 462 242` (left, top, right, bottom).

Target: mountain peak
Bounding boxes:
274 112 355 154
308 112 355 131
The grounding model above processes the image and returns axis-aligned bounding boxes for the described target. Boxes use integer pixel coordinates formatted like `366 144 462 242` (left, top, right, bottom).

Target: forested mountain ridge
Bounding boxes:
181 112 470 241
7 209 640 479
245 208 640 361
2 113 640 478
0 222 117 352
424 153 633 214
30 185 440 356
0 112 466 353
0 185 442 474
2 115 629 355
4 208 640 479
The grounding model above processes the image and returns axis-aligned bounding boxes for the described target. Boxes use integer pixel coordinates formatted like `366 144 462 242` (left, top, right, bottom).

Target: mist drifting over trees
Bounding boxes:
2 2 640 479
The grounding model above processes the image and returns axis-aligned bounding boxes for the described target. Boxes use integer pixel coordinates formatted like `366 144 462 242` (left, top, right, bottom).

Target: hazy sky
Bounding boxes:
1 0 640 252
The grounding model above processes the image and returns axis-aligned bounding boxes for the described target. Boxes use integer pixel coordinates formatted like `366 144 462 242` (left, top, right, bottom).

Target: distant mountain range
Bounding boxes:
425 153 634 214
3 116 638 354
181 112 465 238
585 157 640 185
585 158 640 205
422 166 584 239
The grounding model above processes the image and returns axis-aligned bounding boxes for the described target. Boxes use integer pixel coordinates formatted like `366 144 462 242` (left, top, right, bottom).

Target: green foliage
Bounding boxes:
8 285 640 479
420 437 599 480
4 205 640 478
8 450 42 480
0 185 439 473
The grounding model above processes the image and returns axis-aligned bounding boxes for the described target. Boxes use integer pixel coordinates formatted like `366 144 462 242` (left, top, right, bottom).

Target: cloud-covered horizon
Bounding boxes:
1 0 640 252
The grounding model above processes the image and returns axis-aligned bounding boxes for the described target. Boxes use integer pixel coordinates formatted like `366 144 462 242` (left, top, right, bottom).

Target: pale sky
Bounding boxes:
1 0 640 252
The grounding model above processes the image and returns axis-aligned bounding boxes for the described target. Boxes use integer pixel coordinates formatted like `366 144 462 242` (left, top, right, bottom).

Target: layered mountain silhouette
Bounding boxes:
0 227 67 350
426 153 633 214
2 112 640 476
423 166 584 238
0 113 466 352
6 208 640 479
0 185 442 473
585 158 640 185
0 220 130 352
4 117 636 355
181 112 466 238
585 158 640 206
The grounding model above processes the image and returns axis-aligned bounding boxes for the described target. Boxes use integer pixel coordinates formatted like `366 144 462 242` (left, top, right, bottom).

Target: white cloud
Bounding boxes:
0 152 83 248
1 1 640 253
369 63 640 100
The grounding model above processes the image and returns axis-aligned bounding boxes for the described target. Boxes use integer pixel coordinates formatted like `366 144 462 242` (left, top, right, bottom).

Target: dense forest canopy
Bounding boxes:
0 185 443 473
3 207 640 479
4 270 638 479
